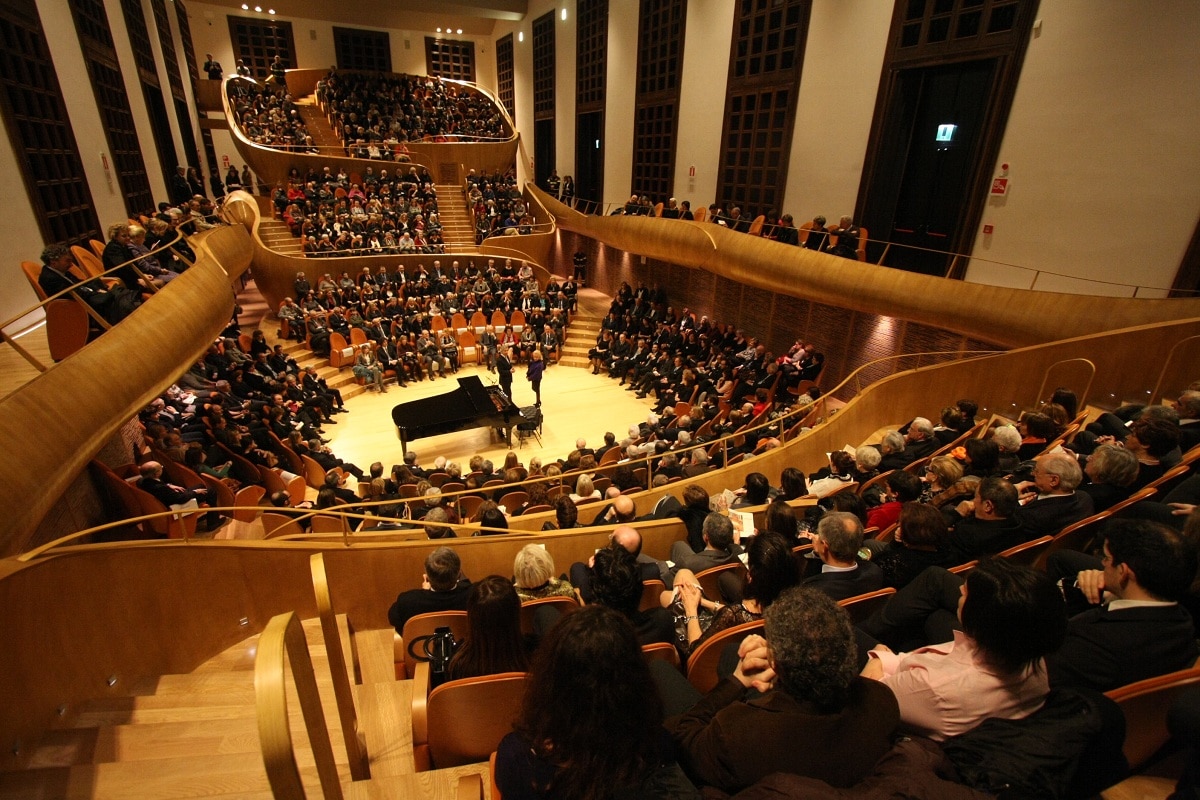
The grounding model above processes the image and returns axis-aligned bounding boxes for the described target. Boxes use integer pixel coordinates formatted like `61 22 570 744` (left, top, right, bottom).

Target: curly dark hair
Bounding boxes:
516 605 664 800
589 545 641 616
764 587 857 713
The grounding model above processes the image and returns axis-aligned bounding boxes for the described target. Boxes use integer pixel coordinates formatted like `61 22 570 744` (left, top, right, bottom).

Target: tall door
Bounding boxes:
880 60 996 275
575 111 604 209
534 119 556 190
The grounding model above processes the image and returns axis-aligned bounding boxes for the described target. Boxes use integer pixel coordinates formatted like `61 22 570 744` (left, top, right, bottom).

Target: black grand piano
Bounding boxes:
391 375 520 452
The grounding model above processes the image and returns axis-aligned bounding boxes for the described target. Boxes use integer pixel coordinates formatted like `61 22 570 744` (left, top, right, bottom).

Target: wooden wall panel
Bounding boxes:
688 268 717 321
713 276 742 328
846 311 900 390
807 302 854 387
740 286 775 342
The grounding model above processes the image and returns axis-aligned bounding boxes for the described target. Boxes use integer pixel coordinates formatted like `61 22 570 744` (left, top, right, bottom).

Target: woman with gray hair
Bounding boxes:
1080 443 1139 512
512 544 576 601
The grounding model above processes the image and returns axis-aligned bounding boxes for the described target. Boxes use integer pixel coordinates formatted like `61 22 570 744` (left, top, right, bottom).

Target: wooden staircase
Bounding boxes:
434 185 477 254
0 617 485 798
293 94 345 153
258 217 305 256
559 313 602 369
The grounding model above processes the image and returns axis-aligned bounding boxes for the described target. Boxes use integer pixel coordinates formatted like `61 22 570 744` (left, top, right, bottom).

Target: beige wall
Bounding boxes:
784 0 891 224
5 0 1200 326
602 0 638 205
965 1 1200 297
673 0 735 207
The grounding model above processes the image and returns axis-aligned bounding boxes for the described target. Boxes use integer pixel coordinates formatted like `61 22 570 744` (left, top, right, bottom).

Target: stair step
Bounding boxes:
344 765 490 799
356 680 413 778
0 750 331 800
353 628 397 687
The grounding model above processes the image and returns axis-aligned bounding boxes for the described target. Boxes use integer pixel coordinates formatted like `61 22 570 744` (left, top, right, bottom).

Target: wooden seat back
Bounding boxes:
1106 667 1200 770
518 595 579 636
686 619 763 693
640 579 667 612
399 610 470 679
694 562 746 601
418 672 527 770
838 587 896 625
642 641 681 670
996 535 1053 567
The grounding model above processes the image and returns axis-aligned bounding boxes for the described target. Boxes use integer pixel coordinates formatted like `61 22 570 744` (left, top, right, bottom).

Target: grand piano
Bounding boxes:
391 375 520 452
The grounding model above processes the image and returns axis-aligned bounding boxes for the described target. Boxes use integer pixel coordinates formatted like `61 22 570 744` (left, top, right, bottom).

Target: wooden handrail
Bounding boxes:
255 611 345 800
309 553 370 780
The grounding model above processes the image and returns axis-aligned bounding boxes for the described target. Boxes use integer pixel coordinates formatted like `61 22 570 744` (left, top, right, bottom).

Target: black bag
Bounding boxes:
941 688 1127 799
406 625 459 688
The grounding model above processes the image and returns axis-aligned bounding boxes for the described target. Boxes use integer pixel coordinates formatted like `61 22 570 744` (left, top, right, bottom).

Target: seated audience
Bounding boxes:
942 476 1024 563
869 502 953 589
661 587 899 793
1013 451 1094 539
1046 519 1199 691
445 575 530 682
386 546 472 632
495 605 695 799
667 513 744 585
513 544 576 601
860 558 1067 741
801 512 884 601
668 531 799 655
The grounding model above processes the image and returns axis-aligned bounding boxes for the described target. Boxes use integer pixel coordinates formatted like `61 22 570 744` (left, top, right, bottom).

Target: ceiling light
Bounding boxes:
456 28 462 34
241 3 248 8
267 8 274 12
254 5 261 11
436 27 442 32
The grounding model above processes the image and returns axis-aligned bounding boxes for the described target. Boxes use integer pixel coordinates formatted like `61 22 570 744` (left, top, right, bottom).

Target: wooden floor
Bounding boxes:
0 320 53 402
311 290 663 478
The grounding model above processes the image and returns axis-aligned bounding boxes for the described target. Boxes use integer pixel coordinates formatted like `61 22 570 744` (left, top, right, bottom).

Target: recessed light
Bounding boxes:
456 28 462 34
241 3 248 8
436 27 442 32
254 6 261 11
268 8 274 12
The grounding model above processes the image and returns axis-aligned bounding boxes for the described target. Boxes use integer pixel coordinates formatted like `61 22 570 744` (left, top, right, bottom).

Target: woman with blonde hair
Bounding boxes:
569 473 600 504
512 544 576 601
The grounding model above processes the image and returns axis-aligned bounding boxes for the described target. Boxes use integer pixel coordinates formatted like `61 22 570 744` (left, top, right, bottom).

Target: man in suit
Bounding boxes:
801 512 884 601
138 461 208 509
1176 390 1200 452
386 547 473 633
1047 519 1198 691
569 525 665 602
942 477 1025 563
668 514 745 585
902 417 941 461
1013 451 1094 539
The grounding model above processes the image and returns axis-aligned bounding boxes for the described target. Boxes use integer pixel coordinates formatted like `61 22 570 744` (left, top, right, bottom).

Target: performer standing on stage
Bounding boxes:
497 346 514 400
526 350 545 407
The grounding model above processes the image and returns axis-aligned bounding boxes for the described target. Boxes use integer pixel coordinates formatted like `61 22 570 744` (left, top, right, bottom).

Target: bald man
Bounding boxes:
569 524 666 603
591 493 637 527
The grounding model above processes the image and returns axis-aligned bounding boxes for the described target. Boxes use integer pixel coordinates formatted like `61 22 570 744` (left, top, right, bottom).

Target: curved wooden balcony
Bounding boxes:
537 188 1200 349
0 224 252 554
225 70 519 188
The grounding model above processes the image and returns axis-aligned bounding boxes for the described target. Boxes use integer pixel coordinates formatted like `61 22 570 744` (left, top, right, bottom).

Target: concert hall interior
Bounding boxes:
1 0 1200 797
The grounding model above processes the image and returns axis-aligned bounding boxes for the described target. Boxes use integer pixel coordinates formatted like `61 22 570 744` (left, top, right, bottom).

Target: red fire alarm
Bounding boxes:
983 224 994 234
